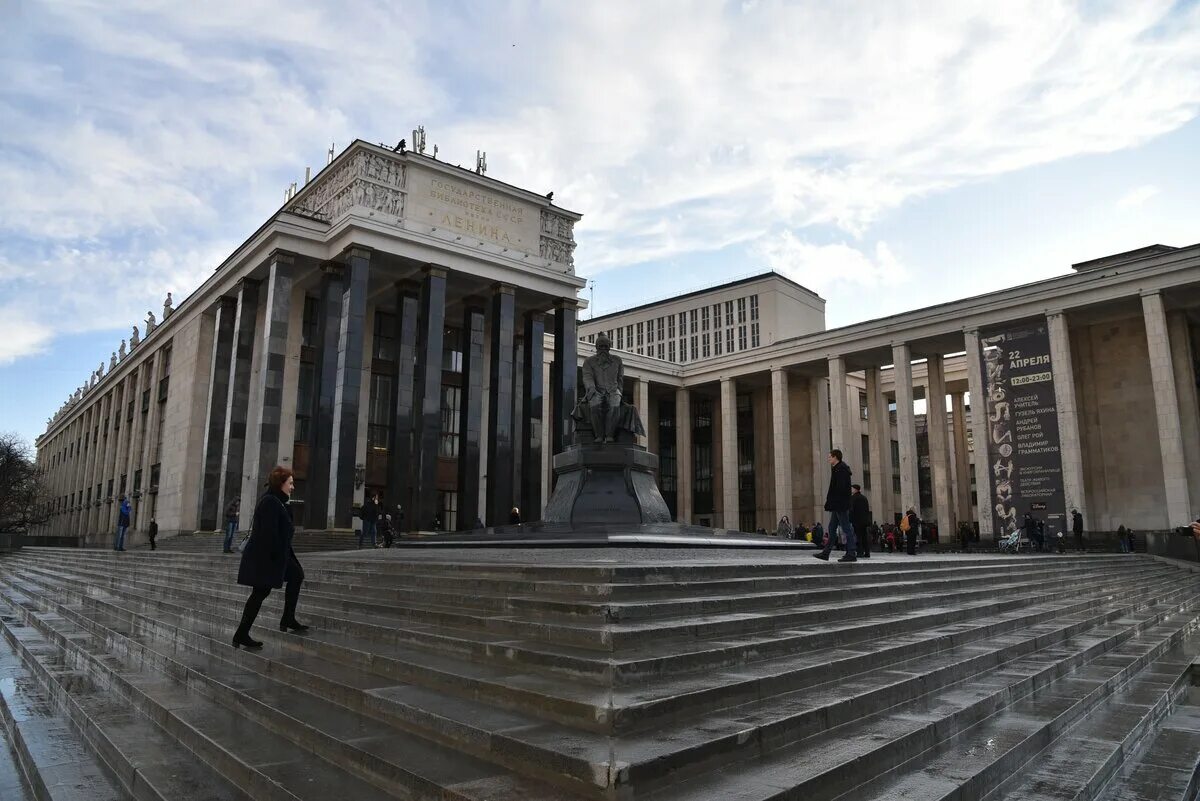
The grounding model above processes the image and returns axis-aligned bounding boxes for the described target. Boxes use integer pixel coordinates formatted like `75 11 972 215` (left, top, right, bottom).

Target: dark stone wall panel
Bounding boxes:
456 305 485 529
486 286 516 525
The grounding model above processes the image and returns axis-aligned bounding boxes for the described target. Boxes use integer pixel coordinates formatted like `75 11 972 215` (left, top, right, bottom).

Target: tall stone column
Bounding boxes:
386 287 419 528
963 330 995 543
521 312 545 520
511 332 525 510
1141 292 1192 524
198 297 236 529
1168 311 1200 508
1045 313 1089 530
635 378 650 448
98 392 118 532
865 366 891 521
306 265 342 528
770 368 793 524
676 388 693 523
456 304 485 530
809 377 830 525
121 363 145 519
411 266 447 531
326 248 369 528
551 300 578 459
251 252 293 495
720 377 740 530
217 278 259 521
925 355 954 532
136 348 164 529
486 285 516 525
892 344 920 515
828 356 853 457
951 391 972 523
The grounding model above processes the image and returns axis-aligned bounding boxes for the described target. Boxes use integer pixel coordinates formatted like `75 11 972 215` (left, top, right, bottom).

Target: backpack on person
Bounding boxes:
900 515 911 533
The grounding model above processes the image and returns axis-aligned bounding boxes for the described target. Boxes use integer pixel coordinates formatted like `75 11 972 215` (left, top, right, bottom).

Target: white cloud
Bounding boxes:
754 234 908 292
2 0 1199 365
1116 184 1160 209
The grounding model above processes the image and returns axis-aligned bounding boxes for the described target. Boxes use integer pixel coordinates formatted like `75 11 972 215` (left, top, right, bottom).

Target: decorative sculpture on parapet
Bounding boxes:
163 292 174 319
109 352 117 370
131 325 140 348
570 333 645 445
118 340 126 360
146 310 157 335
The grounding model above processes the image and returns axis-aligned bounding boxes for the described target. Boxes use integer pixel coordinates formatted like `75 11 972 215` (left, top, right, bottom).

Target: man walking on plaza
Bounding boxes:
815 449 857 563
850 483 871 558
1071 508 1084 552
223 497 240 553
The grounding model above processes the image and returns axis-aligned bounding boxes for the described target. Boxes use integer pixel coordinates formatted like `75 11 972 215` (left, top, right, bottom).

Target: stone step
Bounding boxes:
0 583 572 801
0 631 123 801
4 556 1195 798
647 581 1200 800
5 553 1171 694
7 552 1157 655
985 647 1194 800
0 602 248 801
1093 683 1200 801
16 551 1147 644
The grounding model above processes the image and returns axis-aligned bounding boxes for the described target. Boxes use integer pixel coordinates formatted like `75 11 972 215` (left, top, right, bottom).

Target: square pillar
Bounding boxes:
486 285 516 525
865 366 891 522
951 391 972 524
1141 292 1192 524
522 312 545 520
307 265 345 529
551 300 578 457
892 343 920 515
963 330 996 543
1045 313 1089 531
386 287 420 529
252 251 293 494
327 248 370 529
720 377 739 530
828 356 853 457
925 354 955 532
412 266 447 531
198 297 236 529
809 377 830 525
454 304 486 530
770 368 793 524
675 388 693 523
1168 311 1200 509
218 278 259 520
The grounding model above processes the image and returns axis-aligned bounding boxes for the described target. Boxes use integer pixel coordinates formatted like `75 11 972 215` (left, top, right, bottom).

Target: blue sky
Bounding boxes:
3 0 1200 448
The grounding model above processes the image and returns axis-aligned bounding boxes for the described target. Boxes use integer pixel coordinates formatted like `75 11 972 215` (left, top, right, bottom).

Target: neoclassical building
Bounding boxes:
32 140 1200 547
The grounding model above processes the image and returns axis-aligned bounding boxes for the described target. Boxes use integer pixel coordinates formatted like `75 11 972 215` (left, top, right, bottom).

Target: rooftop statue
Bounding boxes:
164 292 174 319
131 325 140 347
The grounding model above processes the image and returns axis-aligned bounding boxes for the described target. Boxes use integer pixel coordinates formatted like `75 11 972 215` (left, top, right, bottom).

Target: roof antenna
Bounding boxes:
475 150 487 176
326 142 335 165
412 126 427 154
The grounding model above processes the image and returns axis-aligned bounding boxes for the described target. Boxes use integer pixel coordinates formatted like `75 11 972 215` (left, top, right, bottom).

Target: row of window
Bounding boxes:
582 294 761 362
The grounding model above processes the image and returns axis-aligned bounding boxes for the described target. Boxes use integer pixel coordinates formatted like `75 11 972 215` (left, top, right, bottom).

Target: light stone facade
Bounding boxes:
30 146 1200 546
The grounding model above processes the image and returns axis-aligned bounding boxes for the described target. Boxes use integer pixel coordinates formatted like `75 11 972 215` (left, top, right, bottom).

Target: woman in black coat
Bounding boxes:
232 466 307 649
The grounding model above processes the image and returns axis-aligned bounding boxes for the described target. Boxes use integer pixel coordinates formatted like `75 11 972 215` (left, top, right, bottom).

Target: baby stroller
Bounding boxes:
998 529 1026 554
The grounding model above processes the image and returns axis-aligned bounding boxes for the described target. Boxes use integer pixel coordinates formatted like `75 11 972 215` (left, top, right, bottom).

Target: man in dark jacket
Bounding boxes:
1071 509 1084 552
115 495 131 551
849 484 871 559
904 509 919 555
815 449 857 562
1024 511 1042 551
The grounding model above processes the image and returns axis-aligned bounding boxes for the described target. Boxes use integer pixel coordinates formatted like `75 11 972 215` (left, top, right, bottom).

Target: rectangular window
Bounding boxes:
295 362 315 442
645 322 653 344
373 312 397 361
106 478 113 499
161 346 172 375
750 294 759 321
690 335 698 360
701 306 709 332
657 343 664 359
668 340 676 362
725 301 734 327
738 325 748 350
616 327 624 350
636 322 643 347
751 322 760 347
692 397 714 514
134 470 142 491
158 375 169 403
302 295 319 348
442 327 463 372
726 328 734 353
702 332 710 358
119 474 127 495
657 317 664 341
714 335 722 356
737 297 747 324
149 463 160 490
437 490 458 532
668 315 675 339
713 303 722 328
678 312 687 336
439 385 461 458
689 308 698 334
859 392 868 420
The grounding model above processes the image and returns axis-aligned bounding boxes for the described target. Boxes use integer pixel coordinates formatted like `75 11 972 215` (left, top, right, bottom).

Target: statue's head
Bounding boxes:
595 333 612 353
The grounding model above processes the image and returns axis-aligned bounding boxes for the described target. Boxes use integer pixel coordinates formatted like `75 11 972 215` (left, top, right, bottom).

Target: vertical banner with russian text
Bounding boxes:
979 322 1066 538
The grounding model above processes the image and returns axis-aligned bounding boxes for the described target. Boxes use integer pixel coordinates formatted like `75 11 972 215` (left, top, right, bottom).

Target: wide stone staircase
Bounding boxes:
0 548 1197 800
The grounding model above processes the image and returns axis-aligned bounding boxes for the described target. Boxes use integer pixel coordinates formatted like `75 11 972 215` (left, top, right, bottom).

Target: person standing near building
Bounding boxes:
776 515 793 539
903 508 919 555
1072 509 1085 552
233 466 307 649
379 511 394 548
815 449 857 563
1023 511 1042 552
223 497 240 554
148 518 158 551
849 484 871 559
114 495 131 551
359 492 379 548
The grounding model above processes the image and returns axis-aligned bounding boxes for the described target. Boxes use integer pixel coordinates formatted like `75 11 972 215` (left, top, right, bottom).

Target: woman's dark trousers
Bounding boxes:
235 556 304 636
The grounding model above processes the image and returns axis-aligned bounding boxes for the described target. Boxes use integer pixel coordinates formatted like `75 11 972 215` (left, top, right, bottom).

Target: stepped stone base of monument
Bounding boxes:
1 547 1199 799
